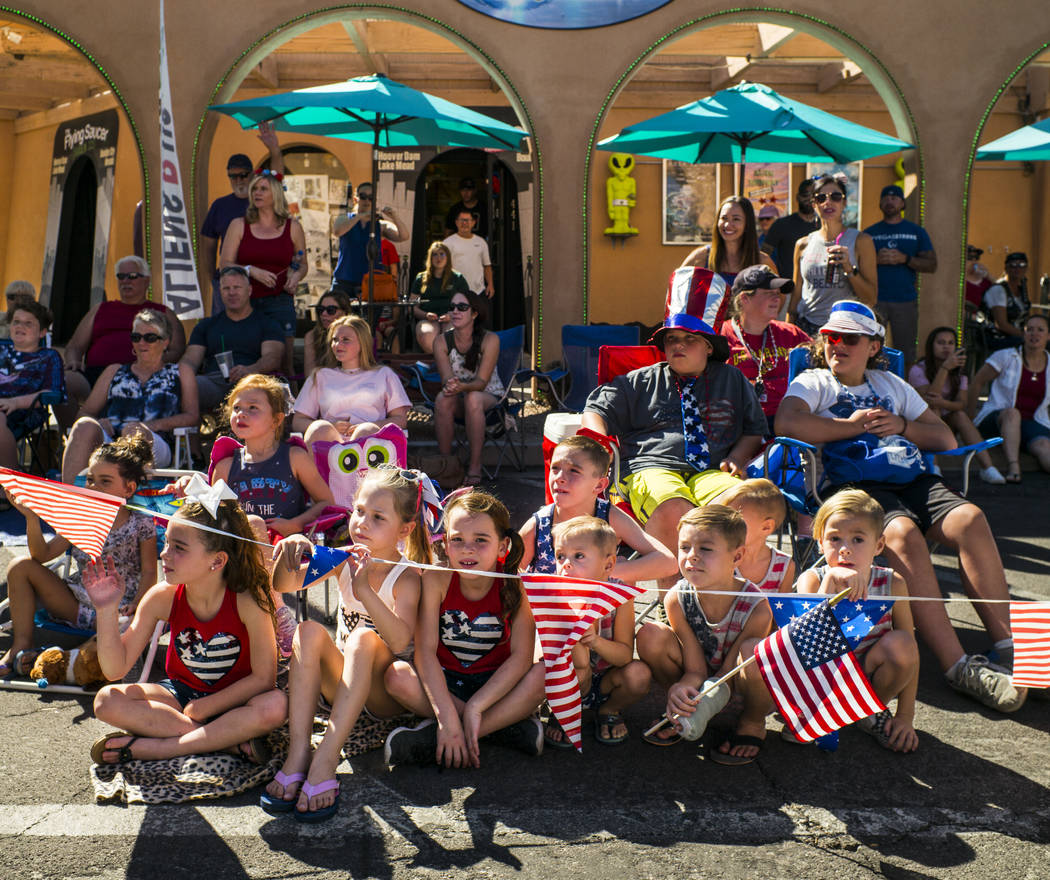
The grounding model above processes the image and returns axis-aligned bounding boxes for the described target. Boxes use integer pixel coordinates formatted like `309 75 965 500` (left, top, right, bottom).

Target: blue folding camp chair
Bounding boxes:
532 324 640 411
758 344 1003 567
404 325 533 479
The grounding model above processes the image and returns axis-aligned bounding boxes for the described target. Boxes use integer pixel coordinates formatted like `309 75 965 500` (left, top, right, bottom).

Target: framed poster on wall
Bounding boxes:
739 163 790 223
663 160 720 245
806 162 863 229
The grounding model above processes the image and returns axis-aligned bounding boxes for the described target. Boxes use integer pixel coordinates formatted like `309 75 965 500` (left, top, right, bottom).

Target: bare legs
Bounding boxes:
92 684 286 761
882 503 1012 672
0 557 81 672
643 497 692 589
434 390 497 479
385 659 546 740
265 623 405 814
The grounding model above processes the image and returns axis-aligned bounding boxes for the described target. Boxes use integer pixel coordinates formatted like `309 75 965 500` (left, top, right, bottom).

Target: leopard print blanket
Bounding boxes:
90 711 413 805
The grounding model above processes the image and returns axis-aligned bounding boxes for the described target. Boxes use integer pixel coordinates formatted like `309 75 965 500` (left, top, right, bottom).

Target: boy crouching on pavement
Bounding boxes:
637 505 773 765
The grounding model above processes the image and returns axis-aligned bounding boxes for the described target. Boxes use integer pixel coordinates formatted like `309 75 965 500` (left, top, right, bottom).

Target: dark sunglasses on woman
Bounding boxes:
813 192 845 204
130 332 163 343
449 302 472 312
316 305 342 316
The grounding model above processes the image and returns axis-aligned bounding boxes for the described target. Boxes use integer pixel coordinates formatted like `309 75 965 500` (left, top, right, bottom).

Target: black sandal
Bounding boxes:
90 731 140 765
1006 461 1022 484
543 718 575 750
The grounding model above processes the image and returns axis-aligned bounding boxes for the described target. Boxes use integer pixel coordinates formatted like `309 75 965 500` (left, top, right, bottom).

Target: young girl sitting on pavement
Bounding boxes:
543 516 652 748
0 435 156 676
718 478 795 593
795 489 919 753
88 496 286 765
518 434 677 583
261 467 430 822
637 505 773 765
383 490 546 768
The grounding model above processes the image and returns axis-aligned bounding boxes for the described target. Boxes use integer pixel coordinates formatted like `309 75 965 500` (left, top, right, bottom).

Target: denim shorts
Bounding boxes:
158 677 210 709
252 292 296 336
979 410 1050 450
443 668 494 702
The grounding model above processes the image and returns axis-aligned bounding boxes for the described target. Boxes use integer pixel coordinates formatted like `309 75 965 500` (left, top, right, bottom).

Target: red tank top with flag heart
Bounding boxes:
436 572 511 675
165 583 253 693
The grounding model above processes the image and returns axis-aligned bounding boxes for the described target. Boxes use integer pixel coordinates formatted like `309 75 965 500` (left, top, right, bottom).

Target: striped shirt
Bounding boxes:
745 547 793 594
675 579 766 673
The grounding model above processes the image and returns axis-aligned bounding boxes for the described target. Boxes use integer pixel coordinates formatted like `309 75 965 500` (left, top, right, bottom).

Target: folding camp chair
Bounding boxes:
532 324 640 411
404 325 533 479
759 345 1003 567
14 390 63 476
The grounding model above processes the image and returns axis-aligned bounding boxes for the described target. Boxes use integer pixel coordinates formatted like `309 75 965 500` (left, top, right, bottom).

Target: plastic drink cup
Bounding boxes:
215 350 234 379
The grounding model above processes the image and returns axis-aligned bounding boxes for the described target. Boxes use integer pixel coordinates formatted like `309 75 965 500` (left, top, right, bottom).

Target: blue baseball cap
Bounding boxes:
880 184 905 199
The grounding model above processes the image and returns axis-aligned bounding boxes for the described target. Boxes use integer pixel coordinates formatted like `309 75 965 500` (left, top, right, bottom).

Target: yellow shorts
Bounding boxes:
622 467 742 523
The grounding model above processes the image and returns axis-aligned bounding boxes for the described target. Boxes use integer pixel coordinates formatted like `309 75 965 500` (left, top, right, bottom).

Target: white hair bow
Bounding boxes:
182 473 238 518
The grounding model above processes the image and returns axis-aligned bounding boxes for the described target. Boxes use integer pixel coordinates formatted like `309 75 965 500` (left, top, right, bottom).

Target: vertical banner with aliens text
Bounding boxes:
158 0 203 319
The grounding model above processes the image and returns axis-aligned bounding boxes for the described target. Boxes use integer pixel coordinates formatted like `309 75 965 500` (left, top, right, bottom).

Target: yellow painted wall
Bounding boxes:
1 99 143 311
0 120 13 292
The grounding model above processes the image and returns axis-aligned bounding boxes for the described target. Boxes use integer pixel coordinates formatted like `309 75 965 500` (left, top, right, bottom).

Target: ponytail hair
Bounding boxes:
441 489 522 623
360 466 433 565
174 499 276 625
90 433 153 488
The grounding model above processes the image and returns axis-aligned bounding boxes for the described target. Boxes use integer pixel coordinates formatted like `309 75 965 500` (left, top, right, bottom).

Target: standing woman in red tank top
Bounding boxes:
221 171 308 376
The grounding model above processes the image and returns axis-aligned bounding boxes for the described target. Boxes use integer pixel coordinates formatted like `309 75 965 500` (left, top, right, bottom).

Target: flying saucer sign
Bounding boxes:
455 0 672 29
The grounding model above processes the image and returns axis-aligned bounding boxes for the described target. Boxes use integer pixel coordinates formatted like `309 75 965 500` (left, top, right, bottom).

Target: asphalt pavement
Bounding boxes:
0 465 1048 879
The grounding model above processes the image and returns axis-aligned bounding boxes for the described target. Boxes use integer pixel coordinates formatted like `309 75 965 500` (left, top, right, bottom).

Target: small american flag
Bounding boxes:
522 574 645 752
755 599 885 743
0 467 121 561
1010 602 1050 689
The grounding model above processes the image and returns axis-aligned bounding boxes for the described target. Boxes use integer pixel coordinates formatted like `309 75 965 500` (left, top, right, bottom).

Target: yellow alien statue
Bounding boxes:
605 152 638 235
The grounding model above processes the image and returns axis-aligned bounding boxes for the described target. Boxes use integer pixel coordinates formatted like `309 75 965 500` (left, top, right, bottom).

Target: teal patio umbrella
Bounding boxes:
976 118 1050 160
210 74 529 304
597 81 912 193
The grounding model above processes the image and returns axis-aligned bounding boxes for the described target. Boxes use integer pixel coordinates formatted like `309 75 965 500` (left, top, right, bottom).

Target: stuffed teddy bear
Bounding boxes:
30 637 106 688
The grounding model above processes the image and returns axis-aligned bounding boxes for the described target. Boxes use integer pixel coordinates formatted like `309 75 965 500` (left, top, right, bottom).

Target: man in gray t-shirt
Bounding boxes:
581 312 765 583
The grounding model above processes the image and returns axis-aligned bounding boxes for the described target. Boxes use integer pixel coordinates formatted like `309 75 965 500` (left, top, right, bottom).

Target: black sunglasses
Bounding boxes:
813 192 846 204
130 332 163 343
228 171 251 181
116 272 146 281
449 302 472 312
317 304 342 316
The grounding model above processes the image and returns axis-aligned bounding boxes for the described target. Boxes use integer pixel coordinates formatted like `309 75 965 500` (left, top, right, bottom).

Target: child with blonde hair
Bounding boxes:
543 516 652 747
795 489 919 753
262 466 430 821
637 505 773 764
718 478 795 593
